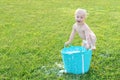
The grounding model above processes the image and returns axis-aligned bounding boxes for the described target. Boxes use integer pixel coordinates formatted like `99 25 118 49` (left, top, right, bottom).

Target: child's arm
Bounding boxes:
65 26 76 46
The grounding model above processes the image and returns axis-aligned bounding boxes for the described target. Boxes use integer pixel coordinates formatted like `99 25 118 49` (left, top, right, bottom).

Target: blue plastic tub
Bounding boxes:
61 46 92 74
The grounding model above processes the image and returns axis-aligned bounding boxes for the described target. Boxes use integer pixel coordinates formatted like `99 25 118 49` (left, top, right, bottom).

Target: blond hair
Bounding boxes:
75 8 88 18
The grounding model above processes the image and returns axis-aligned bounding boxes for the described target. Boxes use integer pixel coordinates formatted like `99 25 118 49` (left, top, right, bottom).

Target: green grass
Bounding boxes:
0 0 120 80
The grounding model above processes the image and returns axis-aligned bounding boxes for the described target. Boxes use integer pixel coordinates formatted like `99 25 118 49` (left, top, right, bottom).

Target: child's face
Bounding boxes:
75 12 86 24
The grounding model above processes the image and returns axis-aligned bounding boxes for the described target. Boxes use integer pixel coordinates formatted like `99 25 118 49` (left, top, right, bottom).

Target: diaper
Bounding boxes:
83 40 87 44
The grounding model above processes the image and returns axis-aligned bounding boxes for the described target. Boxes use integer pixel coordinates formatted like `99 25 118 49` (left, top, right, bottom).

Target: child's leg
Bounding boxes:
90 35 96 50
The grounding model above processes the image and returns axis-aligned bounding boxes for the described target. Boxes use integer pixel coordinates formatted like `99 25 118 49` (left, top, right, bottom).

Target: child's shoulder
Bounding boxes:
83 23 91 31
83 23 89 28
73 23 77 26
83 23 89 27
73 23 77 28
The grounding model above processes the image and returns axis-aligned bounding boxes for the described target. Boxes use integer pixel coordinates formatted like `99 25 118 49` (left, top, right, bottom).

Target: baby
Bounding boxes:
65 8 96 50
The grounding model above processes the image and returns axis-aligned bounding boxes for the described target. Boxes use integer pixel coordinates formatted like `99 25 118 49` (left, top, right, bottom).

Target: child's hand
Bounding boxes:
65 41 71 46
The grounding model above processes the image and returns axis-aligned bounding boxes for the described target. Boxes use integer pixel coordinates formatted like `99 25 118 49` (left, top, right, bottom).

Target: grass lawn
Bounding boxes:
0 0 120 80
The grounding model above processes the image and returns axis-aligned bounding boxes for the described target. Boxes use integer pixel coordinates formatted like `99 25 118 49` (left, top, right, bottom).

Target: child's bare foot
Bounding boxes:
92 48 96 50
91 46 96 50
